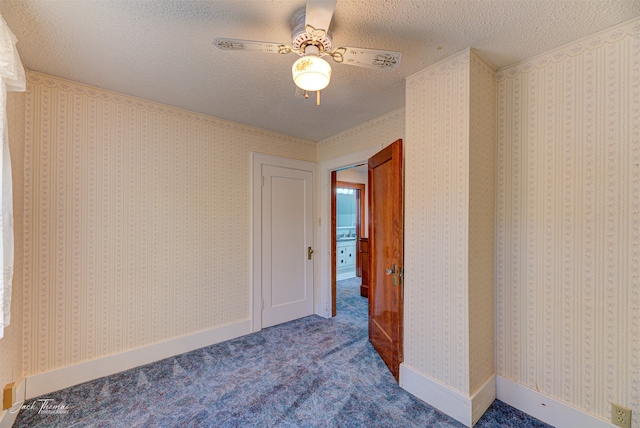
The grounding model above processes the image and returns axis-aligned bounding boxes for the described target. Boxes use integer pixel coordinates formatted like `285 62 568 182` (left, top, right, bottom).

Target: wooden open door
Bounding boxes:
368 139 403 380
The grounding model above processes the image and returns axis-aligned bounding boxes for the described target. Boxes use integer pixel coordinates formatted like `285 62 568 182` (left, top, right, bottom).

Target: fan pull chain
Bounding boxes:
301 90 320 105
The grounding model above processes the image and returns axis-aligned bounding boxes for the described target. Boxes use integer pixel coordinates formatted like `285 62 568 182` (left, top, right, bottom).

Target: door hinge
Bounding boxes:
262 299 265 310
261 176 265 187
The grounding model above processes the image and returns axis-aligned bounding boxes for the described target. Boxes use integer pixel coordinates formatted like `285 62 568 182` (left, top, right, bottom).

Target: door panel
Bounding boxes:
368 139 403 380
261 165 314 328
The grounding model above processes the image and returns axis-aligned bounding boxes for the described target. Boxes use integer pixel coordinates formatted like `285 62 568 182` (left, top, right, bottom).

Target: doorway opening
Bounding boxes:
320 141 404 382
319 146 382 319
331 166 368 316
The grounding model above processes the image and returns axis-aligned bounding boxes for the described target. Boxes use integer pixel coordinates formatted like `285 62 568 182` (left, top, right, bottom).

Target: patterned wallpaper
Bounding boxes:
22 72 316 375
316 108 405 162
404 50 471 394
467 53 497 394
0 91 25 395
495 18 639 425
404 49 497 396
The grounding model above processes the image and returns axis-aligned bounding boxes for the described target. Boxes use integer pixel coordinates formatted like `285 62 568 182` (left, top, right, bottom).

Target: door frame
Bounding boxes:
318 146 383 318
251 153 317 332
332 180 365 315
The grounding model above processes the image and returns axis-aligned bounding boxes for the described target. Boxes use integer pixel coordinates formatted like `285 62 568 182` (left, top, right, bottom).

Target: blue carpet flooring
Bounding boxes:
13 277 552 427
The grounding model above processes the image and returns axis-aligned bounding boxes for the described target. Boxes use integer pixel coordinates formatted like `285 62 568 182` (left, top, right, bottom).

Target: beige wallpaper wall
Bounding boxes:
467 53 497 394
316 108 405 162
0 91 25 395
495 18 639 425
404 49 496 396
405 51 472 394
23 72 316 375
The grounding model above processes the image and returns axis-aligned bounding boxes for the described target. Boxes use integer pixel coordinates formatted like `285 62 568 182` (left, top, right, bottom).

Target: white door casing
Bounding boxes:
251 154 315 331
318 146 382 318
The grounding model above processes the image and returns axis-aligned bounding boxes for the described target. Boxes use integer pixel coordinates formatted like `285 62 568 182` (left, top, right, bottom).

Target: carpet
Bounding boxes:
13 278 551 427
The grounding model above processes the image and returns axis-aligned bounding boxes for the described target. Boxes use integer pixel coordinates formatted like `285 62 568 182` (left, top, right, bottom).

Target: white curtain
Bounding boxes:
0 13 25 339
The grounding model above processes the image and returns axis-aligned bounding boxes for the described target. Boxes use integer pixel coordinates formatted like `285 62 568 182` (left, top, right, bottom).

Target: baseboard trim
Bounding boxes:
471 375 497 425
25 319 252 399
399 363 496 427
496 375 616 428
0 379 25 428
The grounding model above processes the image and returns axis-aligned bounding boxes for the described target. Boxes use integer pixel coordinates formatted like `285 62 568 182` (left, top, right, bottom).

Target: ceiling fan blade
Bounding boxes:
305 0 337 32
214 38 293 54
332 46 402 71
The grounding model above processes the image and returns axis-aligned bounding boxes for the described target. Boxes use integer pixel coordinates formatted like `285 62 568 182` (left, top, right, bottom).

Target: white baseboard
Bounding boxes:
399 363 496 427
0 379 25 428
25 319 252 399
496 375 616 428
471 375 497 425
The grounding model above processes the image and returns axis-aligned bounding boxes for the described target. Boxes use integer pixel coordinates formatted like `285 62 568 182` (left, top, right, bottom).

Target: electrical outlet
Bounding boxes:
612 403 632 428
3 382 15 410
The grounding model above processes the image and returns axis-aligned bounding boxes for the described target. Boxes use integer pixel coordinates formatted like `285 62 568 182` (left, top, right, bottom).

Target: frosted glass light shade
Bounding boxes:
292 55 331 91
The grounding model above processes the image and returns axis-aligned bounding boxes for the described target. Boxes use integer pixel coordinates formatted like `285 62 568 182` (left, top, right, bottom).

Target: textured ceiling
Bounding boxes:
2 0 639 141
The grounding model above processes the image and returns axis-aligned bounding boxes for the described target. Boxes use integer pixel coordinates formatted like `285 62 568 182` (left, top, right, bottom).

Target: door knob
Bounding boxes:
386 264 397 286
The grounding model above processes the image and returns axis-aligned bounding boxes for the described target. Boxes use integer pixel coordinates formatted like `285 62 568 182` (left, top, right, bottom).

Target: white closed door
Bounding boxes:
260 163 314 328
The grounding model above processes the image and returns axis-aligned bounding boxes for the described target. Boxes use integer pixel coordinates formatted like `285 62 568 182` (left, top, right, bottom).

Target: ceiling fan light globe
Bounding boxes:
292 55 331 91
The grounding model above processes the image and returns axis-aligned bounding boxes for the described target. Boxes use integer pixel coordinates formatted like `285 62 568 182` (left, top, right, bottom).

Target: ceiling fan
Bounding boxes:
213 0 401 105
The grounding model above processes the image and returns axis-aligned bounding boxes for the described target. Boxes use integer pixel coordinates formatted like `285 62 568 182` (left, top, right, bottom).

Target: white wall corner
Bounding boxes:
0 379 26 428
25 319 252 400
315 302 330 318
496 376 618 428
400 363 495 427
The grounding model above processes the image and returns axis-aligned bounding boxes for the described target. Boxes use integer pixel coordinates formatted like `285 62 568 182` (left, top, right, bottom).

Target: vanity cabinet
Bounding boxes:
337 239 356 269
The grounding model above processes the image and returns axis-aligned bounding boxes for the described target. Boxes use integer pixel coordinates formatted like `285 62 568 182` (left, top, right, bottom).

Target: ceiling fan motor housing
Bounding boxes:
291 12 333 55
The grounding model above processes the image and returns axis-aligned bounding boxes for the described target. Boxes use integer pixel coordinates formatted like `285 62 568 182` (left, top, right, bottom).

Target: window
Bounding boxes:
0 13 25 339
